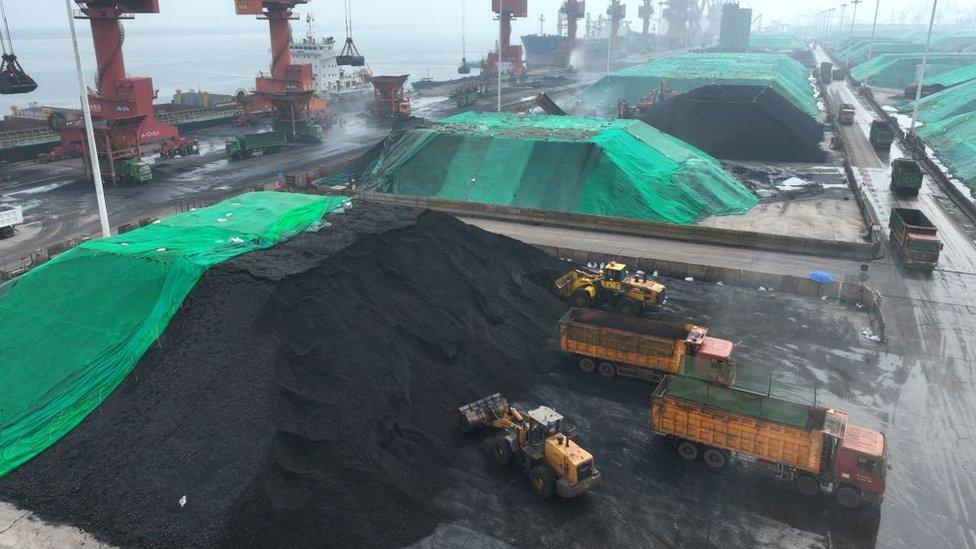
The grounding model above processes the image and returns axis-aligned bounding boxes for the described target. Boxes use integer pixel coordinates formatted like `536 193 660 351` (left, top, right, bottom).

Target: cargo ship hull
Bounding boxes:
522 34 570 68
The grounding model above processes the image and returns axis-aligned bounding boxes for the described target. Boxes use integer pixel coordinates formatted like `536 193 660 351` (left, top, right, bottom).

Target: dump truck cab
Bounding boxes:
830 424 887 507
458 395 601 499
838 103 856 125
555 261 666 315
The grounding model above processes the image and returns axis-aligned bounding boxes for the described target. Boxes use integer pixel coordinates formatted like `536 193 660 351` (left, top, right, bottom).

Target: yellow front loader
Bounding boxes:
458 394 601 498
555 261 666 315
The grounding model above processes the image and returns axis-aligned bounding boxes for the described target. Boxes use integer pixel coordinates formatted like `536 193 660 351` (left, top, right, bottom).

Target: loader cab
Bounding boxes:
526 406 564 449
832 424 887 505
602 262 627 290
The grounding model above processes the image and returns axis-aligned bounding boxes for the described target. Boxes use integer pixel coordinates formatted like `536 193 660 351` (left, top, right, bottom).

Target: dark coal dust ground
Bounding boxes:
0 203 889 548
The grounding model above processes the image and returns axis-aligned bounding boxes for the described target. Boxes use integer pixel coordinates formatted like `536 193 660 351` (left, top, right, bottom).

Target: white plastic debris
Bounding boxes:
821 295 828 301
179 495 187 507
155 248 167 253
758 286 767 292
684 277 694 282
652 271 658 277
216 218 227 223
152 219 162 224
861 329 882 342
716 281 724 286
228 237 245 245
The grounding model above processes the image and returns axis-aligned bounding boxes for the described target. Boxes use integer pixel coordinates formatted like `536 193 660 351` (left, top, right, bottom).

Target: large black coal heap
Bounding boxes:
641 85 825 162
0 203 568 549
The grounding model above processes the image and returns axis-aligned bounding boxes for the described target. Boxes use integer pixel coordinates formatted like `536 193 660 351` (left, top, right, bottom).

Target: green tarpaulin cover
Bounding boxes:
0 192 348 477
360 112 758 224
850 53 976 89
575 52 819 117
665 375 816 429
749 34 803 51
916 112 976 191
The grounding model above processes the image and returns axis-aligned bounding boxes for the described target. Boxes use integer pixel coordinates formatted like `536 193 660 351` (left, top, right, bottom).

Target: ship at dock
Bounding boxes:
290 15 372 107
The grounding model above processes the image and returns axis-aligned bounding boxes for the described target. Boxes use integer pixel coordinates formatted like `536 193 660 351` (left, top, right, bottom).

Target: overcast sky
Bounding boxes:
4 0 974 37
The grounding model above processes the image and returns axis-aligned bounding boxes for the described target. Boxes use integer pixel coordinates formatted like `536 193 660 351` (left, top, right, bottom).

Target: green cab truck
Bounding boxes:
890 159 923 196
889 208 942 270
226 131 286 160
838 103 856 125
869 120 895 151
102 158 152 185
819 62 833 83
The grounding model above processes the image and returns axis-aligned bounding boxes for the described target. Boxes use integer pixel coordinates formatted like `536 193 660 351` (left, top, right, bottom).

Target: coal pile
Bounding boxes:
0 203 569 548
641 85 826 162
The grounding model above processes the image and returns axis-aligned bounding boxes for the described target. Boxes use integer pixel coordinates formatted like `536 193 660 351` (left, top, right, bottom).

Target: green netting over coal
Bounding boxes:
850 53 976 89
925 62 976 87
916 112 976 191
832 41 923 67
904 79 976 123
664 376 816 429
0 192 348 478
360 112 757 224
748 34 803 51
575 53 818 116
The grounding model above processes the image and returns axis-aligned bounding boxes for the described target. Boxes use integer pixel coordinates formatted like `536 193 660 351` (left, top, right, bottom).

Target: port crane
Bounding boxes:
235 0 322 143
485 0 527 77
638 0 654 35
557 0 585 65
49 1 197 184
0 0 37 95
607 0 626 42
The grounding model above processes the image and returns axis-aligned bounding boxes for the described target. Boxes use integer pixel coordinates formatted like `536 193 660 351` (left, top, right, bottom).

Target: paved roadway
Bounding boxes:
456 47 976 549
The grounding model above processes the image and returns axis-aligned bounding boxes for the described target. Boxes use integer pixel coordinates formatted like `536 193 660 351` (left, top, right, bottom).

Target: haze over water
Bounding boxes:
0 26 493 115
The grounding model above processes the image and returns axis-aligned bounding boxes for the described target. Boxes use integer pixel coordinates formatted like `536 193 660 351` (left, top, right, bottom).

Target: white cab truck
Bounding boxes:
0 205 24 239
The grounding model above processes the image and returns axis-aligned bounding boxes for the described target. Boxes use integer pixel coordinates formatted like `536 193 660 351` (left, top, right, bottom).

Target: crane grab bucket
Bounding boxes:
0 53 36 95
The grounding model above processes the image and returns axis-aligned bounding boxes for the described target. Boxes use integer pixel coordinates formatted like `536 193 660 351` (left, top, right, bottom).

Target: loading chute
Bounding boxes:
0 0 37 95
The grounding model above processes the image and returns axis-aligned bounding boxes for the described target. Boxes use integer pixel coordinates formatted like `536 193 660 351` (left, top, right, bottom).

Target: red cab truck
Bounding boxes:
651 375 888 509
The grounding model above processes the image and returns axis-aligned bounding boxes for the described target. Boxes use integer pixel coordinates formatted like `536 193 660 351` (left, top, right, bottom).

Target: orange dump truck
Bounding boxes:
558 308 736 386
651 375 888 509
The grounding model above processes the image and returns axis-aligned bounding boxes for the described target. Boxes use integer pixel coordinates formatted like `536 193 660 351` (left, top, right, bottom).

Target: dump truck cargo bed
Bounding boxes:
651 376 830 474
559 308 735 385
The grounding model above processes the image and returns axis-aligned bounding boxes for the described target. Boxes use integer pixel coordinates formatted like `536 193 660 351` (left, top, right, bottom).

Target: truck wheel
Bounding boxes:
795 474 821 496
676 440 699 461
571 290 591 308
578 357 596 373
530 465 556 498
597 362 616 378
835 485 862 509
0 226 13 239
490 436 513 467
702 448 728 470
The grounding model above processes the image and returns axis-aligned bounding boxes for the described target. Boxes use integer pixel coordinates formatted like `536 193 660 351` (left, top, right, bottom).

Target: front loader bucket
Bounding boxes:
458 393 509 433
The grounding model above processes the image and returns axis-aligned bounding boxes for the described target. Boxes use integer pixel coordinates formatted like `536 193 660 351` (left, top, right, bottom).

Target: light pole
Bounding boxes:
838 4 847 37
850 0 862 33
910 0 939 133
497 0 503 113
865 0 880 86
64 0 111 238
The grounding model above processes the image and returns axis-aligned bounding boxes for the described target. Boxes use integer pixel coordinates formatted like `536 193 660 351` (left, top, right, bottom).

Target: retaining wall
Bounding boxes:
358 191 880 260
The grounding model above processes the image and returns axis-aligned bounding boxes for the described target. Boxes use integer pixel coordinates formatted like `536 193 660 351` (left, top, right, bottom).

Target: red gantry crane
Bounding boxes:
556 0 584 65
484 0 527 77
235 0 322 143
48 1 198 184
